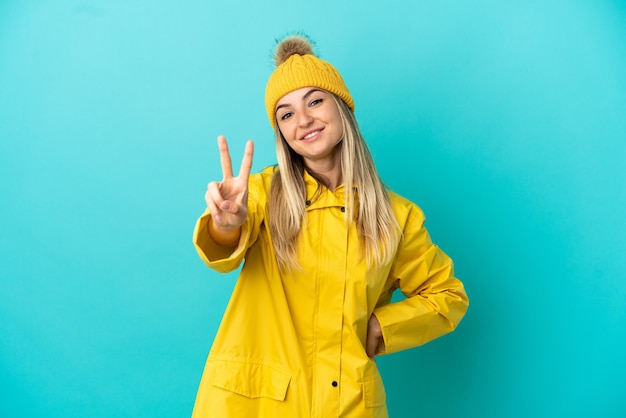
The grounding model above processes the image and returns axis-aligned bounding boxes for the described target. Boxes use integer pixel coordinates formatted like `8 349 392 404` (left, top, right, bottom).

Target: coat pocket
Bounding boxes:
206 358 292 401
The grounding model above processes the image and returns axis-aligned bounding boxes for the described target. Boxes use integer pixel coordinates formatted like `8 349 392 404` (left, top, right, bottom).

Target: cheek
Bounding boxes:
277 130 296 151
332 123 345 144
278 125 297 143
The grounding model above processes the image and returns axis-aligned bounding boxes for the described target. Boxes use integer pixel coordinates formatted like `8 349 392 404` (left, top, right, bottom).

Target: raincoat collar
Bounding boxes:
303 170 352 211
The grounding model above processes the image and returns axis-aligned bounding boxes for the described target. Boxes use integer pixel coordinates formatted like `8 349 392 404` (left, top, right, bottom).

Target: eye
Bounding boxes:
309 98 323 107
280 112 293 121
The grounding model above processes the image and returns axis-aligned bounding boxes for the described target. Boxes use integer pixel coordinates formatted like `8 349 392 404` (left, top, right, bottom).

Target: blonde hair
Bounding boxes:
268 94 400 272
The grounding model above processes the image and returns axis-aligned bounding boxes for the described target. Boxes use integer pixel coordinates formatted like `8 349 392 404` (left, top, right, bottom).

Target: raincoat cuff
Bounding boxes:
193 209 250 273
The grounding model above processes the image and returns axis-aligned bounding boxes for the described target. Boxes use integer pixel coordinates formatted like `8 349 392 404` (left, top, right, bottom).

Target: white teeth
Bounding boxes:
304 131 319 139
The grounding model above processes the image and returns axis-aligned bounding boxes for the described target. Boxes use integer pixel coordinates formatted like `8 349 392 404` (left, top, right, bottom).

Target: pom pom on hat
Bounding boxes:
273 35 315 66
265 34 354 128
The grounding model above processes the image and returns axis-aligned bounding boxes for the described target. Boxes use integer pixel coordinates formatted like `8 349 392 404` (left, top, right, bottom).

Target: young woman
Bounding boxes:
192 35 469 418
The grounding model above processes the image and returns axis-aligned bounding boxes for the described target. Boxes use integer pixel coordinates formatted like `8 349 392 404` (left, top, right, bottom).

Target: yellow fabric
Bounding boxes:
265 53 354 128
192 167 469 418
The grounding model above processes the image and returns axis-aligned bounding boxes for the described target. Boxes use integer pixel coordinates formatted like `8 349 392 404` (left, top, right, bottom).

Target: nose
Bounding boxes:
298 109 314 127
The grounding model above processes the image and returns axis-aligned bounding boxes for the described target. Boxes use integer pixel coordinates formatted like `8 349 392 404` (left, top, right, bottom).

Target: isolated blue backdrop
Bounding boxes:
1 1 625 417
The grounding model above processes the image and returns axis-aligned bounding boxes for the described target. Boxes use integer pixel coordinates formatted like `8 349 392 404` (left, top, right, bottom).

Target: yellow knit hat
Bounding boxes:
265 35 354 128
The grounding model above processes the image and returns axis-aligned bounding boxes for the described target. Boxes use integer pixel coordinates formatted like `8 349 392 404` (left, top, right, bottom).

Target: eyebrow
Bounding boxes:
275 88 324 114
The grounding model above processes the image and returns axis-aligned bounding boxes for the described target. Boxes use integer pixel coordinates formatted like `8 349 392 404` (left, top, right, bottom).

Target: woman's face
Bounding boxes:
275 87 343 166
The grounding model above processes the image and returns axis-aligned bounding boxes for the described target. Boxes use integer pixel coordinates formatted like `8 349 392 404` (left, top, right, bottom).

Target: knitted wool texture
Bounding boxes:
265 49 354 128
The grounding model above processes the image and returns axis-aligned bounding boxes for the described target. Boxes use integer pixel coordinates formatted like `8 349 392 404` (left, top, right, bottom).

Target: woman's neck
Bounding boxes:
305 160 342 191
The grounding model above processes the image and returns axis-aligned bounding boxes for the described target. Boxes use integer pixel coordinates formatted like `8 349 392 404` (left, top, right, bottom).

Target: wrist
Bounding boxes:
208 217 241 247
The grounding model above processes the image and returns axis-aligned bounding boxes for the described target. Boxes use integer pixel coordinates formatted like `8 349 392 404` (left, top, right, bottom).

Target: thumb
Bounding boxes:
220 200 239 213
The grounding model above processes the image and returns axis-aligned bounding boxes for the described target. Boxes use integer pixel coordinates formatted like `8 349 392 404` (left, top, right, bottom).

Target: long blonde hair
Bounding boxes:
268 94 400 272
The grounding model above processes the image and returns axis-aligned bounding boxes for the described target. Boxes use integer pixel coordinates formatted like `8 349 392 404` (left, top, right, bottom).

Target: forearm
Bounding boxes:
374 279 468 354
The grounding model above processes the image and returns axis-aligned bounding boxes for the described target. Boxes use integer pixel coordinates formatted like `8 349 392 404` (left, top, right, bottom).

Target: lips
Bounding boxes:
301 127 324 140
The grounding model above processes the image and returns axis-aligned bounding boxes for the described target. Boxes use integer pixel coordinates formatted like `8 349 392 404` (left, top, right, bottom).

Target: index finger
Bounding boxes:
217 135 234 179
237 140 254 179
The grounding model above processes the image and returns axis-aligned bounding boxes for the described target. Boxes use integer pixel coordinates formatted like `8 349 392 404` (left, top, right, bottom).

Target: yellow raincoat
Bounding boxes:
192 167 468 417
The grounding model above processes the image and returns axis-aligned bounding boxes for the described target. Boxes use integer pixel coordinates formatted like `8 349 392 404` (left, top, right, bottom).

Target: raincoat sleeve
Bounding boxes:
373 202 469 355
192 175 264 274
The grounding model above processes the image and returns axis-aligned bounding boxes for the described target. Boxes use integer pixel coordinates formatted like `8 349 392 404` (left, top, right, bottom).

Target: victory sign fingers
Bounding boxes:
207 136 254 228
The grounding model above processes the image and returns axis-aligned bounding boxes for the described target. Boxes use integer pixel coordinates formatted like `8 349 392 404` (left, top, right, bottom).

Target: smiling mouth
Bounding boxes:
302 129 323 140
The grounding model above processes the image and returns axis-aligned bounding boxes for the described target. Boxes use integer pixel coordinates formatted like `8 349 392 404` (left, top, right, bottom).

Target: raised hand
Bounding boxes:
205 136 254 237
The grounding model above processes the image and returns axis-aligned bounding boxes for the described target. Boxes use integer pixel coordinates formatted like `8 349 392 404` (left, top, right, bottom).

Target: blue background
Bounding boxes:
1 1 625 417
